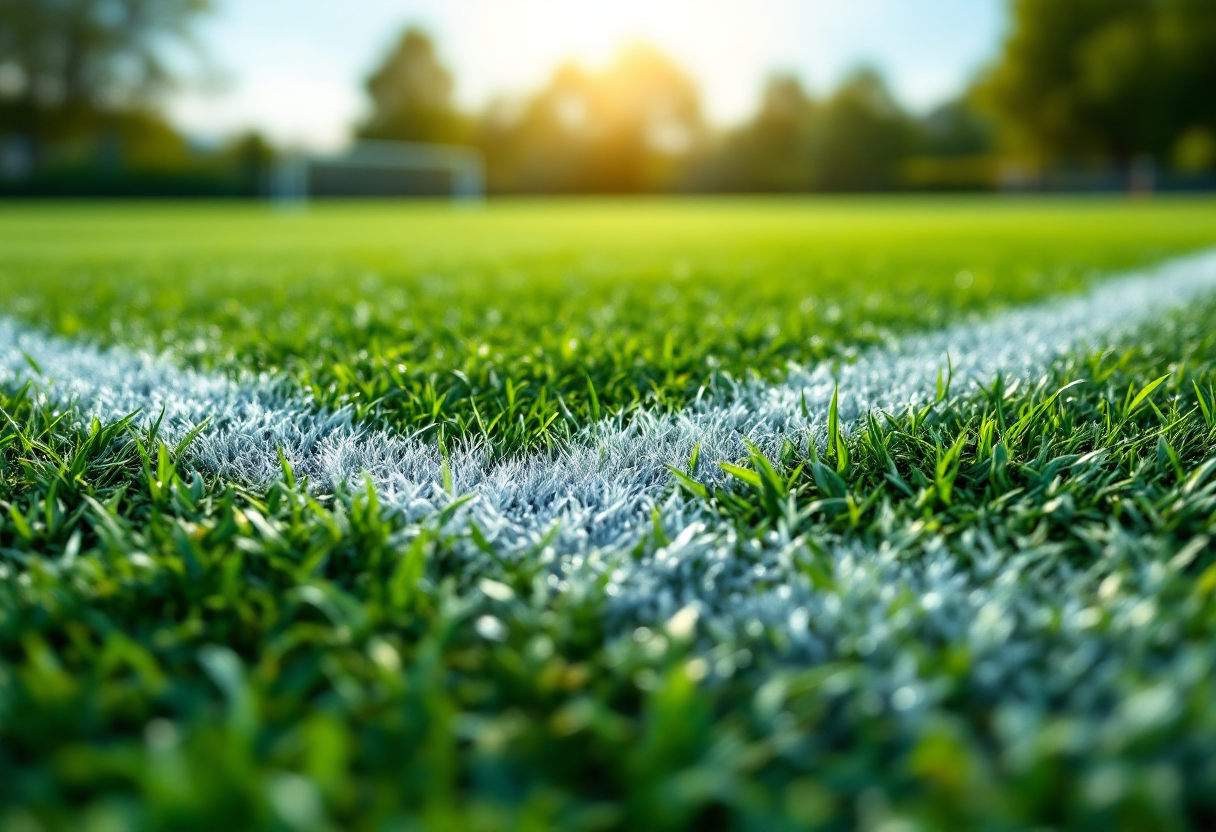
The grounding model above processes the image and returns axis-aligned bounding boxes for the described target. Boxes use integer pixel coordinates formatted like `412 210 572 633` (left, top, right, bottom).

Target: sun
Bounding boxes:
456 0 776 121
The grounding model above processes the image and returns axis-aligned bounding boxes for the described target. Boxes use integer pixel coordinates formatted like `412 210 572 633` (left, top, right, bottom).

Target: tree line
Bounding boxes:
359 31 986 194
2 0 1214 195
0 0 269 196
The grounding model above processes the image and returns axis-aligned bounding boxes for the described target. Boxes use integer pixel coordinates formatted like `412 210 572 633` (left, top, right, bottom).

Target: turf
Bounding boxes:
4 197 1216 453
2 197 1216 831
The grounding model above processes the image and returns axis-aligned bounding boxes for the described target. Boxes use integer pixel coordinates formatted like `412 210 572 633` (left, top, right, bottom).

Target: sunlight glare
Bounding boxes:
463 0 776 117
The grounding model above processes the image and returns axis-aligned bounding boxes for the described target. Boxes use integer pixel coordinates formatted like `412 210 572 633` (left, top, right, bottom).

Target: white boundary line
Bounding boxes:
4 264 1208 722
1 250 1215 581
3 252 1214 691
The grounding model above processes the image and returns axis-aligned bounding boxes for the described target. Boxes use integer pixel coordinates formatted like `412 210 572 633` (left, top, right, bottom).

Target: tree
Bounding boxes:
359 28 466 144
710 68 922 193
976 0 1216 166
921 99 993 158
585 42 705 191
478 62 599 193
717 74 818 191
811 68 915 191
479 42 705 193
0 0 211 110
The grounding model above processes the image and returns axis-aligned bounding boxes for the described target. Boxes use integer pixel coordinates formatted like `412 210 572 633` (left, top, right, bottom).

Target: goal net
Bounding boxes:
271 139 484 205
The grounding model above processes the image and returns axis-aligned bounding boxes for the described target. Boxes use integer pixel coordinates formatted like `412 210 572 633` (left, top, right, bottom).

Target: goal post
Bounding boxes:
271 139 485 206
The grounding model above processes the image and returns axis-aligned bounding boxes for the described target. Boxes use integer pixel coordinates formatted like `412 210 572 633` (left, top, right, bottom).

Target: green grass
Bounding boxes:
2 295 1216 831
4 197 1216 453
3 197 1216 831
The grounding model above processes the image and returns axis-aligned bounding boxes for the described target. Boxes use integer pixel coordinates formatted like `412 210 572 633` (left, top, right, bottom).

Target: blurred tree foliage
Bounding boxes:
977 0 1216 169
0 0 210 110
0 0 218 185
714 75 818 192
5 1 1214 196
810 68 918 191
711 69 924 193
344 8 1216 191
477 44 705 193
358 27 468 145
920 99 995 158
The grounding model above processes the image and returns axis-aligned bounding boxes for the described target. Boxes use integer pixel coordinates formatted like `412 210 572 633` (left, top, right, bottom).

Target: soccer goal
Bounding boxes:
270 139 485 206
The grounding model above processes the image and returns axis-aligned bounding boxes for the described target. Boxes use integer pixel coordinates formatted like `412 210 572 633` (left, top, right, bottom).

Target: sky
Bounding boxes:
168 0 1009 151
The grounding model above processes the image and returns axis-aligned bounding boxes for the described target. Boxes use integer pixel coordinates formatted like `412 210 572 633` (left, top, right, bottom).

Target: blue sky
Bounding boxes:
169 0 1008 150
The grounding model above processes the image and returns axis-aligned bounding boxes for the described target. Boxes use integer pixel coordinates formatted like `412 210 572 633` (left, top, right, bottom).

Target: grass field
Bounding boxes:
5 198 1216 452
2 197 1216 830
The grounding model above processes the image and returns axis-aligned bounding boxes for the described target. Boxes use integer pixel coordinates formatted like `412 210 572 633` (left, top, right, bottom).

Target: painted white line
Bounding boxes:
445 248 1216 557
2 250 1215 579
